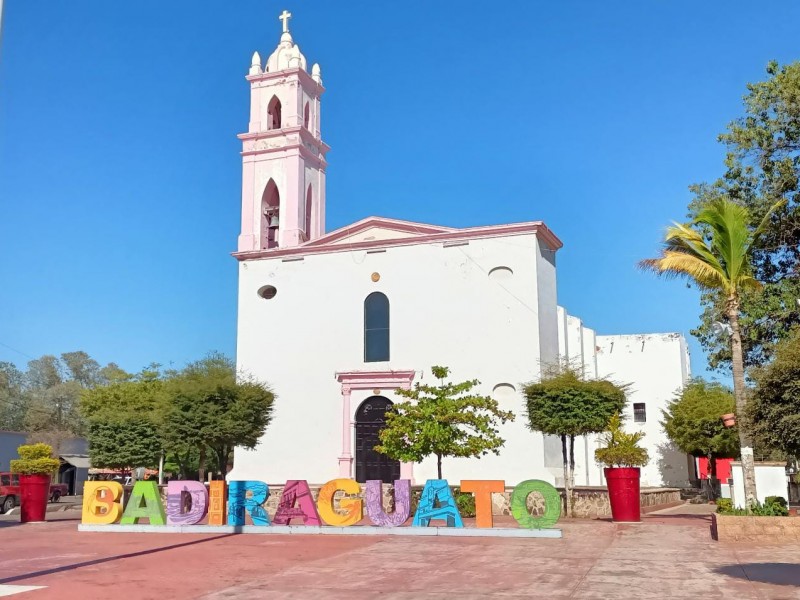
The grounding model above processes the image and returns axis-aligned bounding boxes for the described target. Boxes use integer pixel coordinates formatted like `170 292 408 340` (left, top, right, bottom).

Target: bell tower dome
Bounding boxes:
237 10 329 252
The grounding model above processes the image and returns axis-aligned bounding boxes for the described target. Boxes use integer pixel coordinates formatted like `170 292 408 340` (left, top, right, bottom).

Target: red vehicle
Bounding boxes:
0 472 68 514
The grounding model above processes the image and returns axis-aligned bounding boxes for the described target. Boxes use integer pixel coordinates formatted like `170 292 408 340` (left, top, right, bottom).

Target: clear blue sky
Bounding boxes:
2 1 799 379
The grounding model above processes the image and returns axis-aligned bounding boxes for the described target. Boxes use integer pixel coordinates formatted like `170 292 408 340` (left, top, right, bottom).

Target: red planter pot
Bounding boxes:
20 473 50 523
605 467 641 522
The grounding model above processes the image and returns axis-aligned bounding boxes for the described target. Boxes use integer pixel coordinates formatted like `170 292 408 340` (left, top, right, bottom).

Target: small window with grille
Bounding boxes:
633 403 646 423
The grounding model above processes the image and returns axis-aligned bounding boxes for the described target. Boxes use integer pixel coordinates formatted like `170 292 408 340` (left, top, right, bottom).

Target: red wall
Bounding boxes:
697 457 733 481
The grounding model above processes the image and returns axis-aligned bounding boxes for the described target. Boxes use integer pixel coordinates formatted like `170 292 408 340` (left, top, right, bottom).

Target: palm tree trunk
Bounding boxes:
728 294 758 508
561 434 572 517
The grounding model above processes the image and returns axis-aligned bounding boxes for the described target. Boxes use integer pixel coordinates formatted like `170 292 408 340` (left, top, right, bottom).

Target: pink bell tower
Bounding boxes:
237 10 329 252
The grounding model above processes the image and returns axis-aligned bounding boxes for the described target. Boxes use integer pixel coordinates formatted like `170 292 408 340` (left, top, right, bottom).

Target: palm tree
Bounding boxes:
640 196 785 508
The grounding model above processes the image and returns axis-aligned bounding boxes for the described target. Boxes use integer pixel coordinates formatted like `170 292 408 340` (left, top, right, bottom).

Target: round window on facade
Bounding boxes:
257 285 278 300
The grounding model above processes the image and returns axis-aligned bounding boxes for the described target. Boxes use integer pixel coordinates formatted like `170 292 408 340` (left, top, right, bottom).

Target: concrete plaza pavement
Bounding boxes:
0 507 798 599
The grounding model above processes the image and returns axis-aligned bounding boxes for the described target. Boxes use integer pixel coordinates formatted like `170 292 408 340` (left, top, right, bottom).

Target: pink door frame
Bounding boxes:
335 370 416 482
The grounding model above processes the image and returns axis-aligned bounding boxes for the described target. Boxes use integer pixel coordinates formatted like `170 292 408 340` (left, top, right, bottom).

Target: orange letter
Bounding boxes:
82 481 123 525
208 480 227 526
460 480 504 528
317 478 362 526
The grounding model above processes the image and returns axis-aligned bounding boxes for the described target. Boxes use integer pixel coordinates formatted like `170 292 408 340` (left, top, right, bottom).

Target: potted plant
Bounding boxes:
595 414 649 522
10 443 61 523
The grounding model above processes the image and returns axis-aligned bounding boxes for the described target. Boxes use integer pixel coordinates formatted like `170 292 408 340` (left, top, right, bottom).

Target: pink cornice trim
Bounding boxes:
303 216 454 248
246 68 325 95
232 219 563 261
335 370 416 390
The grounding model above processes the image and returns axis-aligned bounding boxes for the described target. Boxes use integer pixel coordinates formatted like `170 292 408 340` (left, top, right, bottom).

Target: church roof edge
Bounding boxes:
232 217 563 261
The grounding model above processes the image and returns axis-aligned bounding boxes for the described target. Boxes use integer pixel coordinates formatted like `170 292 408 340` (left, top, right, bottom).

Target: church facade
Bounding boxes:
230 15 692 489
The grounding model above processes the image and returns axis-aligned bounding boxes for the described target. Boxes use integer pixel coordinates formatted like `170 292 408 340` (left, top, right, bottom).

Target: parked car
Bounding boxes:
0 472 69 514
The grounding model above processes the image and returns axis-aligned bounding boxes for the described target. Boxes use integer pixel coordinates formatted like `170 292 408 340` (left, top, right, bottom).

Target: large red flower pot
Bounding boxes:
605 467 641 522
19 473 50 523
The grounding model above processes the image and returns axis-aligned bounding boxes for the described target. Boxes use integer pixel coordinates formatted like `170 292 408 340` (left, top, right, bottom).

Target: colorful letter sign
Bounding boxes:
317 478 362 526
82 481 123 525
227 481 269 526
81 475 562 533
365 479 410 527
120 481 166 525
166 480 208 525
273 480 321 526
412 479 463 528
511 479 561 529
208 480 227 526
460 480 504 528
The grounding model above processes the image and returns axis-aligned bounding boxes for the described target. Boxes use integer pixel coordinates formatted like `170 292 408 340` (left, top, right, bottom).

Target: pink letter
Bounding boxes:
273 480 321 526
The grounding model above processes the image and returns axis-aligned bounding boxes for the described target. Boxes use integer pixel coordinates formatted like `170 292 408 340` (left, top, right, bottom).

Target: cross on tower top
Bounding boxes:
279 10 292 33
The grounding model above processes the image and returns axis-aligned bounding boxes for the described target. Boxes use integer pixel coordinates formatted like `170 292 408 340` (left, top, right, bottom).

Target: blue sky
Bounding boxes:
1 1 798 379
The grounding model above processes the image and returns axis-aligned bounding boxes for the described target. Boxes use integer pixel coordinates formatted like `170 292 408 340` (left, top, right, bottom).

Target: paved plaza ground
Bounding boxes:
1 505 799 599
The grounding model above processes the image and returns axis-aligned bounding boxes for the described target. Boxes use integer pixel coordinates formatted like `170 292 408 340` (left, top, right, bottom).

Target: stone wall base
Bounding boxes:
712 513 800 542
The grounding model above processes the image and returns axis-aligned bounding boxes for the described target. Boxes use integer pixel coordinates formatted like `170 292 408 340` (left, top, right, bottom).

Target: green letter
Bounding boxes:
120 480 166 525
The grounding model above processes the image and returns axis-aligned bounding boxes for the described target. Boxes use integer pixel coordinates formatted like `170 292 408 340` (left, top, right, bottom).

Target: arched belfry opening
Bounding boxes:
261 179 280 249
354 396 400 483
303 102 310 129
267 96 282 130
304 185 313 240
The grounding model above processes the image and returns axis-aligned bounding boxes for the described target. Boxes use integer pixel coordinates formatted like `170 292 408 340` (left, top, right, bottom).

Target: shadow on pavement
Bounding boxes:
0 534 236 584
716 563 800 587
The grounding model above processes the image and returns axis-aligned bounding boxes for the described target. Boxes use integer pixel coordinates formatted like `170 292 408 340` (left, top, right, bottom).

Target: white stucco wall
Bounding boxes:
596 333 692 487
232 232 559 485
730 462 789 508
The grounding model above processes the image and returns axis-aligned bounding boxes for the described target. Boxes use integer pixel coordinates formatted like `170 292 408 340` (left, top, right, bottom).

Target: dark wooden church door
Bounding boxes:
354 396 400 483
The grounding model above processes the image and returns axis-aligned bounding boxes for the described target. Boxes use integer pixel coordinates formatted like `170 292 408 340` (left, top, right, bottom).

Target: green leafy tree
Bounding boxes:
376 366 514 480
748 328 800 458
80 370 167 471
0 362 27 431
523 363 627 516
662 379 739 494
688 61 800 371
163 353 275 481
640 197 784 508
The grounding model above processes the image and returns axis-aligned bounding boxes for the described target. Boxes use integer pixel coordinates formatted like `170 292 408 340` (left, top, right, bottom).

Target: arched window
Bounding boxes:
304 185 313 240
303 102 310 129
267 96 282 130
364 292 390 362
261 179 280 249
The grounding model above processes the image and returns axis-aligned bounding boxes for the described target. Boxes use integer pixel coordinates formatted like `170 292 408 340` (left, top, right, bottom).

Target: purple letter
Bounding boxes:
166 480 209 525
365 479 411 527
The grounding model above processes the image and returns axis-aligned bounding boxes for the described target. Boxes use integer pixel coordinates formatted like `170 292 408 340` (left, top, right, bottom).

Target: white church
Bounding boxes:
230 13 693 490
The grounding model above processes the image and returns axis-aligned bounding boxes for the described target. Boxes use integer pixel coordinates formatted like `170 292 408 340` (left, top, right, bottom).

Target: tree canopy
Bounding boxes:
81 353 275 480
688 61 800 371
162 353 276 480
376 366 514 479
0 351 129 452
662 379 739 473
748 328 800 458
523 363 627 515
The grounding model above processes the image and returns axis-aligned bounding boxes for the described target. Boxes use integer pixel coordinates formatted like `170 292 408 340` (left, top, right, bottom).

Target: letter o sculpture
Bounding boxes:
511 480 561 529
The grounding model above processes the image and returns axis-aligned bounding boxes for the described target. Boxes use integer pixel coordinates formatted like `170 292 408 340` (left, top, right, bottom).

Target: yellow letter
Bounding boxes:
82 481 123 524
317 478 362 526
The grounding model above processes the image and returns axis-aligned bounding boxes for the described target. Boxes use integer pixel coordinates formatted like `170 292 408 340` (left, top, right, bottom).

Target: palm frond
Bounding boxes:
638 252 729 291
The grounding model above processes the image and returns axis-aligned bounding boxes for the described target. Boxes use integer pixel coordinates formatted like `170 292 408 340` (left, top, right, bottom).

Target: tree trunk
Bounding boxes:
561 434 572 517
708 453 718 500
198 446 206 483
436 454 442 480
728 294 758 508
568 434 576 516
